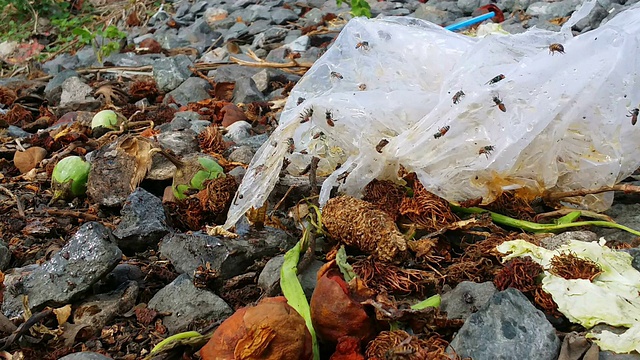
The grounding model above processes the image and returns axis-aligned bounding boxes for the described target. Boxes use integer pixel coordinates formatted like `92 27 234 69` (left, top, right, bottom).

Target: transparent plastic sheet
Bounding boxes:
224 0 640 229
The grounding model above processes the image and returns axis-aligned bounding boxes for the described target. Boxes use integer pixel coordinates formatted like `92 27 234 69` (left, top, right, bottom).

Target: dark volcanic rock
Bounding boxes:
440 281 497 320
113 188 170 253
448 288 561 360
2 222 122 318
159 227 295 280
152 54 194 92
148 274 233 334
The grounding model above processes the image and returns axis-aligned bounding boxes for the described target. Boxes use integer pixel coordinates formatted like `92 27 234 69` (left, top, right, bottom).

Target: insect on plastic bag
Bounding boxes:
224 0 640 229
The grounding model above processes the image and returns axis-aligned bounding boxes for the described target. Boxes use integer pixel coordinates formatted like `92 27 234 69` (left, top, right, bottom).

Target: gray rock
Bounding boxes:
457 0 481 14
214 65 261 84
284 35 310 52
233 78 265 103
190 0 209 14
236 133 269 152
74 281 139 334
370 1 397 16
42 53 79 75
58 353 112 360
156 29 191 50
303 8 324 25
540 231 598 250
247 4 272 21
224 22 249 42
147 130 200 180
448 288 561 360
496 0 517 11
572 2 609 32
257 27 289 48
251 70 270 93
44 70 78 104
209 17 236 31
514 0 534 10
103 53 165 67
265 47 290 64
441 281 497 320
271 8 298 25
94 263 145 293
225 121 252 142
526 0 582 19
594 203 640 244
190 120 212 134
2 222 122 318
165 77 212 106
621 247 640 272
113 188 169 253
228 146 255 164
258 255 322 299
59 77 93 106
148 274 233 333
413 3 461 25
152 55 194 92
258 255 285 292
247 19 272 35
599 351 640 359
76 47 98 68
159 227 295 280
227 166 246 183
389 8 412 16
0 241 12 271
7 125 31 139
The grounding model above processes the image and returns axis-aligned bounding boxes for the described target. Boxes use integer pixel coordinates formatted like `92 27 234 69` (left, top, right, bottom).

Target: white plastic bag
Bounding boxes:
224 0 640 229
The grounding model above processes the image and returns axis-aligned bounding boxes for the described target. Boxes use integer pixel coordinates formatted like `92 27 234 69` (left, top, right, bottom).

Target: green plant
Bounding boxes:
73 24 127 63
336 0 372 18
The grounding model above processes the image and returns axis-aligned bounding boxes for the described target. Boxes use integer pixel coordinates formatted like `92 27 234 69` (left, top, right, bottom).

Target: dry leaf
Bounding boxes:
118 136 156 191
13 147 47 174
234 325 277 359
53 304 72 325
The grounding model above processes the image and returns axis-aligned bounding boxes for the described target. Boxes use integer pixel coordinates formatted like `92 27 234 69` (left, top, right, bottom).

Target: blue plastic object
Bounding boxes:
445 12 496 31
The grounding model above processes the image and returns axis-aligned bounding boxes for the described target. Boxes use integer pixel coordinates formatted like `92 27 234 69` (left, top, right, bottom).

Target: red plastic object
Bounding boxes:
472 4 505 23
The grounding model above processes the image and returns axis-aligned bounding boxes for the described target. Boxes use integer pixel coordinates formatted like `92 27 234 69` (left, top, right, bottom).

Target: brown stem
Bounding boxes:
543 184 640 203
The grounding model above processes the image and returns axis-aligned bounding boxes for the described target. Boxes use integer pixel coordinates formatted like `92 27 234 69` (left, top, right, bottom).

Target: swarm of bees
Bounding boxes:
492 95 506 112
299 107 313 123
452 90 465 104
356 41 370 50
326 110 335 127
549 43 565 55
486 74 505 85
479 145 495 158
433 125 450 139
628 108 638 126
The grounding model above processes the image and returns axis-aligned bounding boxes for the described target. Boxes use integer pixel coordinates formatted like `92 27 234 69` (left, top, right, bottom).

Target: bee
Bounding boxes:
325 110 335 127
549 43 565 55
433 125 450 139
355 41 369 50
358 83 367 91
287 138 295 154
313 131 325 139
299 107 313 123
479 145 495 158
486 74 505 85
376 139 389 153
452 90 465 104
337 171 350 183
297 97 305 105
385 336 415 359
331 71 343 79
492 96 506 112
627 108 638 125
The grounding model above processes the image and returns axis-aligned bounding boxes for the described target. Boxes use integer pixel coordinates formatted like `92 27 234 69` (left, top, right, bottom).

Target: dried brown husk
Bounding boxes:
549 251 602 281
483 190 536 221
399 180 458 231
365 330 461 360
362 179 406 220
129 78 159 101
198 125 227 155
352 257 437 296
493 257 543 293
443 257 496 286
322 195 408 263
